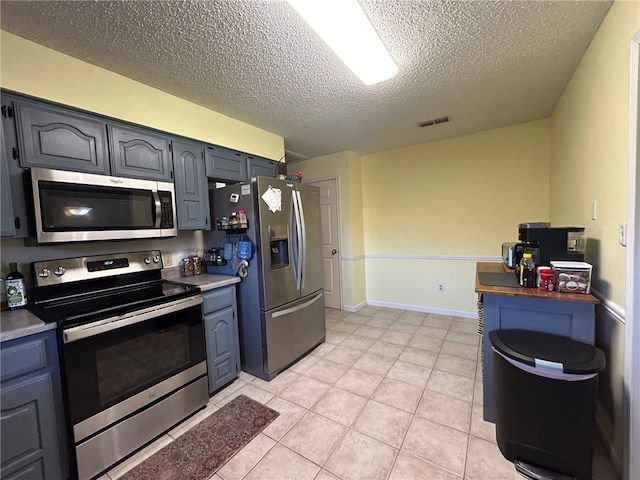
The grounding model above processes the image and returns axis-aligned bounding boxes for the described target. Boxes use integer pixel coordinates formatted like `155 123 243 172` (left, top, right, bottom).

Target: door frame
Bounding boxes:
306 175 343 310
624 29 640 480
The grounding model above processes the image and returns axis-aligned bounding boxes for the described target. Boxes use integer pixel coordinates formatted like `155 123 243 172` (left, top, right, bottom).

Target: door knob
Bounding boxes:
331 249 337 255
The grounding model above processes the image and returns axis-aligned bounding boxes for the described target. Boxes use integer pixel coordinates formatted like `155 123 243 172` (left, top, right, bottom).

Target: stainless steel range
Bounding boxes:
28 250 208 480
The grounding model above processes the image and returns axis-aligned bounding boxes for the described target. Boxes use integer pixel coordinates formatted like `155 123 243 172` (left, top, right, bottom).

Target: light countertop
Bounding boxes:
1 308 56 343
161 268 240 292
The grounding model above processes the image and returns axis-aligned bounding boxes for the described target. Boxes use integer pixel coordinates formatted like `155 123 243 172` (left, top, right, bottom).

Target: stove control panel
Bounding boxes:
31 250 165 287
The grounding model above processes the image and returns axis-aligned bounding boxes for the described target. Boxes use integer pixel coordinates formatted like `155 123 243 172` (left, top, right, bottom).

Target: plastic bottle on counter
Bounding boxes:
5 262 27 310
238 209 247 226
519 253 536 287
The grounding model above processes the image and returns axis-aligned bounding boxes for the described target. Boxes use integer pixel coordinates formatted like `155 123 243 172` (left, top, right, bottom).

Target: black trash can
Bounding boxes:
489 329 605 480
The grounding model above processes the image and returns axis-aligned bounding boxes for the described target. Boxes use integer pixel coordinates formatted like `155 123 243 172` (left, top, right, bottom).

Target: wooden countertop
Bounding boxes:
475 262 599 304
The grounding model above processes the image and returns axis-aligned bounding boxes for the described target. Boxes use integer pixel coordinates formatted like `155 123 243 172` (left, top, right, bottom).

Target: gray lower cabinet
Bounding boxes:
202 286 241 394
108 124 173 181
247 155 278 178
173 139 210 230
13 98 110 174
205 146 247 182
0 330 68 480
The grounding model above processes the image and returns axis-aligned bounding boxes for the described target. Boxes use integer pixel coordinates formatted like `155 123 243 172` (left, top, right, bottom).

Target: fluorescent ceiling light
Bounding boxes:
287 0 398 85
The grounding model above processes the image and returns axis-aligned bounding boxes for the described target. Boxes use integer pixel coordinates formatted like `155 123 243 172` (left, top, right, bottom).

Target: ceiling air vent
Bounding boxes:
284 149 310 163
418 115 451 128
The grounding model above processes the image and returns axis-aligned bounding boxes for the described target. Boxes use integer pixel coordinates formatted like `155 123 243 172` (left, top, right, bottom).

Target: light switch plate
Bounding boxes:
591 201 597 220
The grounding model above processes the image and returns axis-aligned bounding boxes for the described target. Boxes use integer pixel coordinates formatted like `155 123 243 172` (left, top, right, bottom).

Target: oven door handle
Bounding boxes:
62 296 203 343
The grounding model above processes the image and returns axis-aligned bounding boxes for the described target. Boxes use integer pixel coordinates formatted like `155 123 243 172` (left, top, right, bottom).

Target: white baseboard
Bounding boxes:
365 300 477 319
342 300 367 312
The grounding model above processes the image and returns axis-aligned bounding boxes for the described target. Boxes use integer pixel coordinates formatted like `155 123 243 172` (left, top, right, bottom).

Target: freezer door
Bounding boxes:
296 183 325 297
255 177 299 310
263 291 325 377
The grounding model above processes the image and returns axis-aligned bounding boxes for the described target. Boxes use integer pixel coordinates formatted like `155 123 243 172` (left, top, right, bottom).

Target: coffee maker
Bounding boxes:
517 223 585 267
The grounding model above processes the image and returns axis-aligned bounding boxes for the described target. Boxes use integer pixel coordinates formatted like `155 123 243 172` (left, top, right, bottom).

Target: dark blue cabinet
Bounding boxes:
108 124 173 181
173 139 210 230
202 286 240 393
14 99 109 174
0 330 68 480
205 146 247 182
247 155 278 179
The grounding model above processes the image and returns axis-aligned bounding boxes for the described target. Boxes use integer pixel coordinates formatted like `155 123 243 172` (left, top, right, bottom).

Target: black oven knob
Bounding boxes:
38 268 51 278
152 255 161 263
144 257 152 265
54 267 66 277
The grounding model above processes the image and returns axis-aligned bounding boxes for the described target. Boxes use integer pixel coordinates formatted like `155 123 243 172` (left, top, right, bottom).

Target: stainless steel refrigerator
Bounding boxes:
207 176 325 380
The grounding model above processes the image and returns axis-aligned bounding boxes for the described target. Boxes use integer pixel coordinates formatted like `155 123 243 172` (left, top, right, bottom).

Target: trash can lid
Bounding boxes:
489 329 605 374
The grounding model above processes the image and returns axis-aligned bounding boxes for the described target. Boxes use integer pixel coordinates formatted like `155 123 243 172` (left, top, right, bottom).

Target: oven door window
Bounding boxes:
39 181 155 231
63 304 205 426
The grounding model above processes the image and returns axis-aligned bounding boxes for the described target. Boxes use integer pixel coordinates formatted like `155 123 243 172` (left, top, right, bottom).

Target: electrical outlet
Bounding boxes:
437 283 444 292
162 253 173 267
619 223 627 247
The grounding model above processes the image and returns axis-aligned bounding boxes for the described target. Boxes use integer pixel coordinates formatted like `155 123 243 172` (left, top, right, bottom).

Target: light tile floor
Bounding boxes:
103 306 618 480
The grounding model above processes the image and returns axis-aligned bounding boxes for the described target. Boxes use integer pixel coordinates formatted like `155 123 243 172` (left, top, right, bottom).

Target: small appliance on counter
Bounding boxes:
502 242 517 268
517 223 585 267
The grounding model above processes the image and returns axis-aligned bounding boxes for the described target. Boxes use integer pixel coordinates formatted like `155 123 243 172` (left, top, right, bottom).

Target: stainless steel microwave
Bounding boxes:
28 168 177 244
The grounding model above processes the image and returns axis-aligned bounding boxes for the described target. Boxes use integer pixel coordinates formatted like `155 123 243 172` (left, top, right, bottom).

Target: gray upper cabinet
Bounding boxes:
108 124 173 181
247 155 278 179
173 139 210 230
205 146 247 182
14 99 109 174
1 96 29 237
1 124 16 236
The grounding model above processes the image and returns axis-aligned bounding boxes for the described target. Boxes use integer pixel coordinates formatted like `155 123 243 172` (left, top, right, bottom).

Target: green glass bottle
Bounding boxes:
5 262 27 309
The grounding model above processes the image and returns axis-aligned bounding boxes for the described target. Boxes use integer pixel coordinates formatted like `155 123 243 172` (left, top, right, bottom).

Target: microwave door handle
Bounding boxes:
152 191 161 228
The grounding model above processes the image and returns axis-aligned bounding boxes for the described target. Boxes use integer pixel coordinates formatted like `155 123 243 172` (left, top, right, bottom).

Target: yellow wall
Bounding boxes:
289 151 367 309
0 31 284 160
550 2 638 308
549 1 640 470
361 120 551 313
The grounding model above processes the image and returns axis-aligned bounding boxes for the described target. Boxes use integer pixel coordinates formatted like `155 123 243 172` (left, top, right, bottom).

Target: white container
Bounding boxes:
550 261 593 294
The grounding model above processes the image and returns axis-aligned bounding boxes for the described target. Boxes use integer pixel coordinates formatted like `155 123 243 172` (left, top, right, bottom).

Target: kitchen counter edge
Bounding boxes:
1 308 56 343
475 262 599 304
162 268 240 292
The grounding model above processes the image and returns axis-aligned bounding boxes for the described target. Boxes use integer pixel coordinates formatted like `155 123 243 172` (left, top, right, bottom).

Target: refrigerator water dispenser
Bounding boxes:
268 225 289 269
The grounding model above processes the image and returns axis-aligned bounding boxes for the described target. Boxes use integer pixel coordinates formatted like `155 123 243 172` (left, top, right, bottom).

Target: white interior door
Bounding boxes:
308 178 341 309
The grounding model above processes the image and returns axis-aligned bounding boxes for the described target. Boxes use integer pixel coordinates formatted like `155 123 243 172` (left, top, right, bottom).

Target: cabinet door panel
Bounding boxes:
1 124 16 236
2 460 44 480
205 146 247 182
173 139 209 230
15 100 109 174
0 373 60 479
247 156 278 179
205 306 240 393
109 125 172 181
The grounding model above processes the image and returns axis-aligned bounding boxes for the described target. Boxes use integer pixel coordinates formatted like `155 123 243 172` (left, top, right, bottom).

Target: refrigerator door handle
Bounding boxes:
297 191 307 290
272 292 323 318
292 189 303 290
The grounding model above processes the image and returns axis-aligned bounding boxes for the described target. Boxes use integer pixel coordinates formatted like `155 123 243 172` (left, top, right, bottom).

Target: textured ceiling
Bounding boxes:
0 0 612 161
